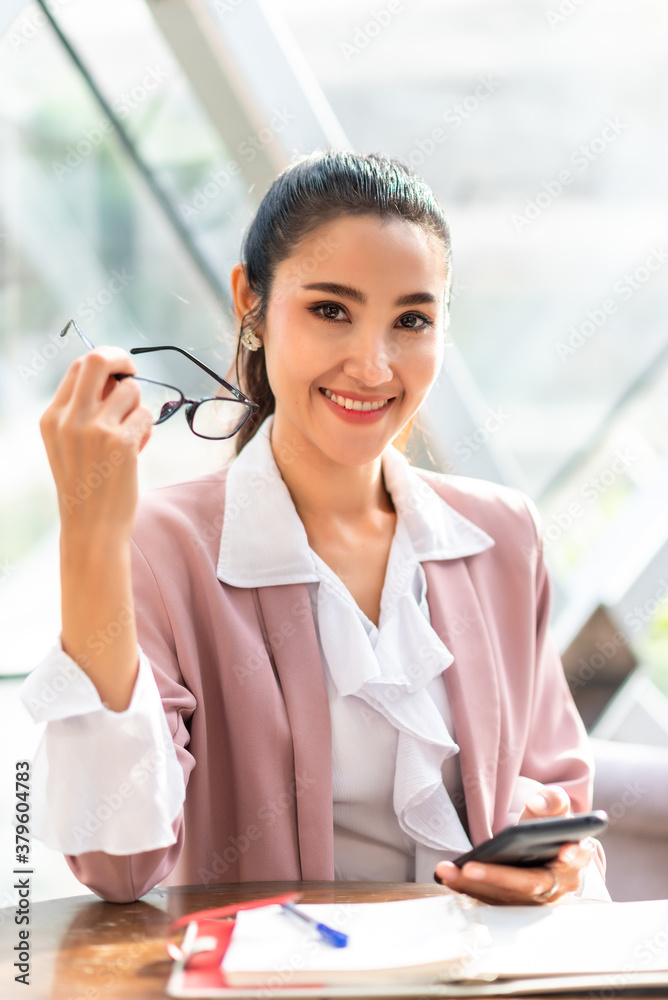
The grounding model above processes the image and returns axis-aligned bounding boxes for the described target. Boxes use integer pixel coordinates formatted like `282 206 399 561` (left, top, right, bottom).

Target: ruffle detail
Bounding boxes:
316 552 472 858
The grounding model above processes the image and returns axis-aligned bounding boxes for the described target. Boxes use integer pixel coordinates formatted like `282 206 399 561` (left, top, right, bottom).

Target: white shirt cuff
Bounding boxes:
19 640 185 856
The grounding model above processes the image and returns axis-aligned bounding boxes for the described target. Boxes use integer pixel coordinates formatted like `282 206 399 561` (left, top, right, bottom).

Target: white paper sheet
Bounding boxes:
475 897 668 978
223 896 487 977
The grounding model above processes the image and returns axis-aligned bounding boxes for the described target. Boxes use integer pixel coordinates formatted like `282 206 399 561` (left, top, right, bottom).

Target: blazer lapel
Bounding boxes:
255 583 335 879
424 558 501 845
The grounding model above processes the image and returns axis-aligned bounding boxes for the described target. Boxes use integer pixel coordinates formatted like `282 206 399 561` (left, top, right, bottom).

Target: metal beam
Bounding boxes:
146 0 348 201
36 0 229 305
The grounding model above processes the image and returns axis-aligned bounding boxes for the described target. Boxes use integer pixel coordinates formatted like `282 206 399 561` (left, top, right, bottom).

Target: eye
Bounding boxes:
308 302 348 323
396 312 433 331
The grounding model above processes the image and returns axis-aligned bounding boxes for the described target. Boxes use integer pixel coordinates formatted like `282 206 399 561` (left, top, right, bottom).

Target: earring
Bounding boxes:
241 328 262 351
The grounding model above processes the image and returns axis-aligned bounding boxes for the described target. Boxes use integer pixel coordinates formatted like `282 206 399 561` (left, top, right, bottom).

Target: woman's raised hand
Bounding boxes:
40 347 153 543
40 347 154 712
434 785 595 905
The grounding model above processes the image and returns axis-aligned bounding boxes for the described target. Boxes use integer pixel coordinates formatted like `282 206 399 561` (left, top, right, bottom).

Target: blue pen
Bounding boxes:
280 901 348 948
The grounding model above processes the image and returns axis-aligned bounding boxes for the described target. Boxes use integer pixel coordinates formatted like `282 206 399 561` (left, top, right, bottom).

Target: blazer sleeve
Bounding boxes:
518 508 606 878
65 538 197 903
519 537 594 812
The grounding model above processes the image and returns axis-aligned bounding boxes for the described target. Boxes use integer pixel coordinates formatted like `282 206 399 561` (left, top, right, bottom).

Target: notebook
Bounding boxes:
167 894 668 998
222 895 486 986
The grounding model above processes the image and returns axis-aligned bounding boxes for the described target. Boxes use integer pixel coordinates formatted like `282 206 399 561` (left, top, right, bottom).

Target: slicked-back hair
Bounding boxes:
233 149 452 454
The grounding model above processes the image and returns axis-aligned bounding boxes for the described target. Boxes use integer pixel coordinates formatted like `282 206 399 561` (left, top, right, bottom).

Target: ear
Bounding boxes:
230 263 259 325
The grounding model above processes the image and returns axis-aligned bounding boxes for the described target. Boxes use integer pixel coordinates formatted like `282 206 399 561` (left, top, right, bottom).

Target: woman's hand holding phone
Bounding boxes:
434 785 598 905
40 348 154 711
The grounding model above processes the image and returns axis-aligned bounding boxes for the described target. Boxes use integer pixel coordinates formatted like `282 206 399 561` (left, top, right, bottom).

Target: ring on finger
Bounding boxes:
535 867 560 903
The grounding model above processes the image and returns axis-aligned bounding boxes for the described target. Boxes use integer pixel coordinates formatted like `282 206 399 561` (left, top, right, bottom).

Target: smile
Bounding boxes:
321 388 391 412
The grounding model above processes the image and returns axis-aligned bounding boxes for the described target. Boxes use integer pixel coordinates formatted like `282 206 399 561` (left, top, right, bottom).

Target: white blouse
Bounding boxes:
217 420 495 882
21 418 571 886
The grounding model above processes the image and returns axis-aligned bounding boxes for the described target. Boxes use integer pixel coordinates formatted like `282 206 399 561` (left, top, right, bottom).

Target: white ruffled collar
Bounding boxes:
217 417 494 588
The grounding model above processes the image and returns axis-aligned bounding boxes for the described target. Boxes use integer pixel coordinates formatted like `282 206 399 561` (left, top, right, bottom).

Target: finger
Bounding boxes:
435 860 548 905
436 858 577 905
68 348 138 412
98 376 143 424
120 405 154 454
49 357 84 410
554 839 595 873
462 860 559 896
520 784 571 821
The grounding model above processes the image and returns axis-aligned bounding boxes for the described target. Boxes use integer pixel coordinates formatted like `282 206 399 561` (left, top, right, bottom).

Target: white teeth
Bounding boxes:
323 388 389 412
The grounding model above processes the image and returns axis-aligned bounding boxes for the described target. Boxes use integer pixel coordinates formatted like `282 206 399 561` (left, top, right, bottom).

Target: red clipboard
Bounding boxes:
167 892 302 995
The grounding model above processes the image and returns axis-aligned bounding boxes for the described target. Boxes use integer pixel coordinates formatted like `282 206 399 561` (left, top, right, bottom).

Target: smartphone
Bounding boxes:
453 810 608 868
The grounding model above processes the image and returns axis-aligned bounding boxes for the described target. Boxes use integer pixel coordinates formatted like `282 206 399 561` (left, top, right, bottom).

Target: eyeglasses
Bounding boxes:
60 319 258 440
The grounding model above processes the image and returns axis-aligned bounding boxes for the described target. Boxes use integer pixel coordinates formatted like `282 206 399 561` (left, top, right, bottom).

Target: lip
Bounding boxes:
319 386 395 423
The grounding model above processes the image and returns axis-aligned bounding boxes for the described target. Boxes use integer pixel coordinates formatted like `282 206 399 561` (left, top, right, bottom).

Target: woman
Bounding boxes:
23 150 605 904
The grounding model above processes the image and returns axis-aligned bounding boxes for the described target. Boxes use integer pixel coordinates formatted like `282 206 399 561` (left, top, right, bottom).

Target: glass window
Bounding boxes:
0 0 257 674
275 0 668 603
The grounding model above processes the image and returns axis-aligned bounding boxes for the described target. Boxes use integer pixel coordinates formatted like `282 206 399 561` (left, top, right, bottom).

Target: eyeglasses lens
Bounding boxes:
132 379 183 425
190 398 250 439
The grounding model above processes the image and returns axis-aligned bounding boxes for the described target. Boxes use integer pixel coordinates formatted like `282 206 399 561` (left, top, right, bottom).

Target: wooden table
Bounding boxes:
0 881 654 999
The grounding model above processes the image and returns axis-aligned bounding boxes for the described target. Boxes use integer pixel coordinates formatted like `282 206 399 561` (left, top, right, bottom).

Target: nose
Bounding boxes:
342 326 394 387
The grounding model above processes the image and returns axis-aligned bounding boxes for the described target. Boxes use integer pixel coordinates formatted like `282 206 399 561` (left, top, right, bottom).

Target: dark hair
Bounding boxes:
234 149 452 454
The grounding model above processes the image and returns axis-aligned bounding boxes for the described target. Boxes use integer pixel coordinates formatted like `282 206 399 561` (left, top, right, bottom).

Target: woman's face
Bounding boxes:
263 213 449 468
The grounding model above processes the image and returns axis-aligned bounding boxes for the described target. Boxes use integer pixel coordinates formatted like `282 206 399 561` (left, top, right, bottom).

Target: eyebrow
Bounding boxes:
302 282 437 307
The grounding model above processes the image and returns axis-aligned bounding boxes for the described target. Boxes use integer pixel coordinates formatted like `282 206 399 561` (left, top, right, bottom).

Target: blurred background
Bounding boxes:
1 0 668 904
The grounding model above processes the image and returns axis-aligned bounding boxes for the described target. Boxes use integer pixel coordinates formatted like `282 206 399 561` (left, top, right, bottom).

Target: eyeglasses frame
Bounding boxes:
60 318 259 440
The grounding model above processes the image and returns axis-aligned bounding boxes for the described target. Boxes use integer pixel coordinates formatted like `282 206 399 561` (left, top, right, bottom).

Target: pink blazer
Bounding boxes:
67 466 593 902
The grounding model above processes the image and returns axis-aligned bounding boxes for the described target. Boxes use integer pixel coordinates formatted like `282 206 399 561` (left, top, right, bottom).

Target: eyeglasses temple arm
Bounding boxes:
60 318 96 352
130 345 257 409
